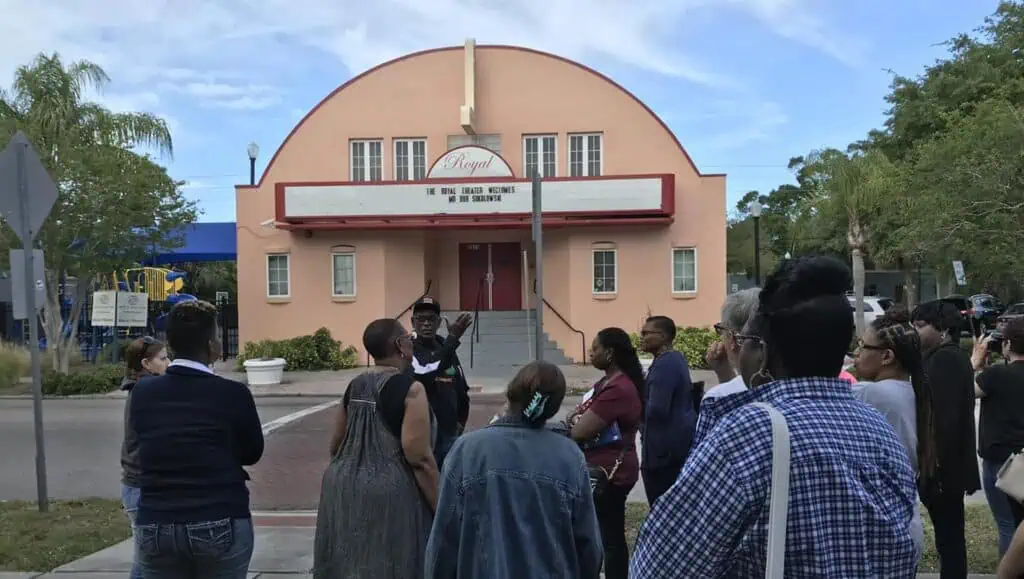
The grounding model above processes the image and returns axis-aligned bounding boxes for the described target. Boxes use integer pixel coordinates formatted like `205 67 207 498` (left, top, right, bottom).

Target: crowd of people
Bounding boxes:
116 256 1024 578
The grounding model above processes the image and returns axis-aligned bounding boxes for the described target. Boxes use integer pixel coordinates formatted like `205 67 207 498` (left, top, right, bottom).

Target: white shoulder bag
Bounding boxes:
749 402 792 579
996 451 1024 503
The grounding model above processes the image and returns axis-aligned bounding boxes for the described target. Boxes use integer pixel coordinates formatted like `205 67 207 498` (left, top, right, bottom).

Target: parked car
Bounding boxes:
940 294 1006 335
997 303 1024 334
847 295 895 326
970 294 1006 330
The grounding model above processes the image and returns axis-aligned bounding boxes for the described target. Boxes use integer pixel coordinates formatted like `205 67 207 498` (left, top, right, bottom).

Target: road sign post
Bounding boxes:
531 172 544 362
0 132 60 513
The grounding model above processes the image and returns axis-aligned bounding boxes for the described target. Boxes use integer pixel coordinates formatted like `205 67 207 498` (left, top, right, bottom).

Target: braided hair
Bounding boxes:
870 307 938 488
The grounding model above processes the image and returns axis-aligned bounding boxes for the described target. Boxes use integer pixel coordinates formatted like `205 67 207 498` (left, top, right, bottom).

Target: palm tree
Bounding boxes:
0 53 176 371
801 148 897 336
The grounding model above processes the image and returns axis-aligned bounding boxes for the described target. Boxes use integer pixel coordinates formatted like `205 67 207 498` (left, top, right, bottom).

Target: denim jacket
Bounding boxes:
425 416 604 579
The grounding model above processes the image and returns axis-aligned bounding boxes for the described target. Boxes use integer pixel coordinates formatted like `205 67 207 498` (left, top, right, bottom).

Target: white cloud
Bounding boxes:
0 0 856 159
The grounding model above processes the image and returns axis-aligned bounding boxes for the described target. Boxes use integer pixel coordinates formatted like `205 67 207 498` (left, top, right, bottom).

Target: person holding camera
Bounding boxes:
972 317 1024 556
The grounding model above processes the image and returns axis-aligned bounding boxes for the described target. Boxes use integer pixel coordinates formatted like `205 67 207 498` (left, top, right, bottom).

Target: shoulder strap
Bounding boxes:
749 402 791 579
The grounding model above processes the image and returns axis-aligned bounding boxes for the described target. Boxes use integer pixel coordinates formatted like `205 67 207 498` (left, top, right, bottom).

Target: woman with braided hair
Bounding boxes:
853 306 938 558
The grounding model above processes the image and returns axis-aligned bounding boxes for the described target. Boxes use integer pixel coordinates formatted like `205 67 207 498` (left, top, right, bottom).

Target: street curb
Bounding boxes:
0 385 489 401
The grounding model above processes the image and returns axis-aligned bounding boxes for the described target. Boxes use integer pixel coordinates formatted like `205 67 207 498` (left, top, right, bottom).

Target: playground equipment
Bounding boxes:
104 267 190 301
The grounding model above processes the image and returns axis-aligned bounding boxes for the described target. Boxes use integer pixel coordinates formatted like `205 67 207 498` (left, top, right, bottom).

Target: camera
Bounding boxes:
988 332 1004 354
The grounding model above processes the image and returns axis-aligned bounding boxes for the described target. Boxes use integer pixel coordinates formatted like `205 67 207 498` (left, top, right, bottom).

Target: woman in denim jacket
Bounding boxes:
425 361 603 579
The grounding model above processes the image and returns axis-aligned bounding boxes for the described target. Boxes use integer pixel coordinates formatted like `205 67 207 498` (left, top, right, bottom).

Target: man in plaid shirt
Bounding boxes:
631 257 918 578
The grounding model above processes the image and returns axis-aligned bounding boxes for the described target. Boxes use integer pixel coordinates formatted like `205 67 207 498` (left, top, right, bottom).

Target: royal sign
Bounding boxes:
426 145 514 179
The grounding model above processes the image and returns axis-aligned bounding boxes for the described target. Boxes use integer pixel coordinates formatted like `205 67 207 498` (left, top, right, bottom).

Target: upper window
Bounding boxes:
266 254 290 298
332 250 356 297
523 135 557 178
447 134 502 155
394 139 427 181
569 133 602 177
592 249 617 294
672 248 697 293
351 139 383 182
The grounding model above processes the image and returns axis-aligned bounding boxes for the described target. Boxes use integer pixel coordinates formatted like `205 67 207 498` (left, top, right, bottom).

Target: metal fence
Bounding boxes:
2 294 239 364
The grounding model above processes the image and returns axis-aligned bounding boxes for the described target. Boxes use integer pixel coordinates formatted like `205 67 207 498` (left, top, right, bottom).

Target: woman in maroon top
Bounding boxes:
567 327 644 579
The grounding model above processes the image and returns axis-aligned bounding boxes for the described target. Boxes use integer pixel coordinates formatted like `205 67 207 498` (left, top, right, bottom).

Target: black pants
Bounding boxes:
924 491 967 579
642 463 682 508
593 483 630 579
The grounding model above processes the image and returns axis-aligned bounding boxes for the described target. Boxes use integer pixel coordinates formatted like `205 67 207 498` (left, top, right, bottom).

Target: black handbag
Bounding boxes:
588 445 630 499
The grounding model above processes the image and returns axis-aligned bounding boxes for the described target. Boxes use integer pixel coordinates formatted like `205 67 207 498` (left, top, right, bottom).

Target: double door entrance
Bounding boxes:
458 242 522 311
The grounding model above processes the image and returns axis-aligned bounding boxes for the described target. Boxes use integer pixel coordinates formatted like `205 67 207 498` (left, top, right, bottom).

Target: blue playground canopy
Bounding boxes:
142 222 237 265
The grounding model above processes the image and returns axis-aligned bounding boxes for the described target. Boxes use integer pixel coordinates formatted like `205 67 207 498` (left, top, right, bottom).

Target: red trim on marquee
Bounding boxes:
275 216 673 232
238 45 717 190
425 144 515 178
274 173 675 230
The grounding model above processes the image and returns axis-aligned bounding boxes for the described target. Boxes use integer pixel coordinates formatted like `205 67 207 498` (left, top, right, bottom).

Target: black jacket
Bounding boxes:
412 335 470 438
130 365 264 524
923 341 982 497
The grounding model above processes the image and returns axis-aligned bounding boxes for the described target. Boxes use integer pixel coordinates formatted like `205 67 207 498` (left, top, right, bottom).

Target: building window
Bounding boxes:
332 251 356 297
523 135 557 177
569 133 602 177
266 254 290 298
351 139 383 182
394 139 427 181
447 134 502 155
672 248 697 293
592 249 617 294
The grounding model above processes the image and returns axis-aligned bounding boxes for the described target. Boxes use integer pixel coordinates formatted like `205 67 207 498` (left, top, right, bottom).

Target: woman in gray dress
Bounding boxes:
314 318 439 578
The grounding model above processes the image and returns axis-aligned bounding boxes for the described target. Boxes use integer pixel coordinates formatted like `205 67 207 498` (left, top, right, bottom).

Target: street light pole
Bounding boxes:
247 142 259 186
749 200 763 286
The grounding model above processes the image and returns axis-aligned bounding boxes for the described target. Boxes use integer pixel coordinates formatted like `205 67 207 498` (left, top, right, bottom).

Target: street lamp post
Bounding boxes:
749 199 762 286
247 142 259 186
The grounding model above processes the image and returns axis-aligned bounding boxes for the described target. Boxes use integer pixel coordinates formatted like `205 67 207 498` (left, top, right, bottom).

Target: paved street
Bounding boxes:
249 392 510 510
0 397 336 501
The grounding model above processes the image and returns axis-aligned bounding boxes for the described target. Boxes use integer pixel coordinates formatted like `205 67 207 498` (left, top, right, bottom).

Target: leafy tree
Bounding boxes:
0 53 198 371
797 149 898 334
900 98 1024 296
179 261 238 301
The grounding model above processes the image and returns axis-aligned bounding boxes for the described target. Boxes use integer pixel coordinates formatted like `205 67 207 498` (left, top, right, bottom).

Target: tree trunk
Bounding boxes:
851 247 867 336
903 268 918 310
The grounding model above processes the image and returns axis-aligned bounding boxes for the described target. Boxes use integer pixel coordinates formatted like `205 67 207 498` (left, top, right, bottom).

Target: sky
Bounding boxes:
0 0 1003 222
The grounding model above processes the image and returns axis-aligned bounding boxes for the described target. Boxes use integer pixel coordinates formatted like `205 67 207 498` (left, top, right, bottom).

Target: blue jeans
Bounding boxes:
121 484 143 579
434 434 457 471
133 517 254 579
983 458 1020 556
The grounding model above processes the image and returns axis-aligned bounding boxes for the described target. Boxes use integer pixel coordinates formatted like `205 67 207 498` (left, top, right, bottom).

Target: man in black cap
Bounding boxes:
410 296 472 469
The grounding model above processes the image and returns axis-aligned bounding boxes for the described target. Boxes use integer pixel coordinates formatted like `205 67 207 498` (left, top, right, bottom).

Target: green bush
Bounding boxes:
0 342 30 389
42 365 123 396
630 326 717 370
237 327 359 371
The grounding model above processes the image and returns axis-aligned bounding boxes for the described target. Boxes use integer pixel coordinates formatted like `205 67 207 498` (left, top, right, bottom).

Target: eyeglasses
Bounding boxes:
713 323 731 336
856 339 888 352
412 313 440 323
733 332 764 347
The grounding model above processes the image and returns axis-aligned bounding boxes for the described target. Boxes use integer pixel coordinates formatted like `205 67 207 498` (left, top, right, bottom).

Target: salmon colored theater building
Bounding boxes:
235 39 727 365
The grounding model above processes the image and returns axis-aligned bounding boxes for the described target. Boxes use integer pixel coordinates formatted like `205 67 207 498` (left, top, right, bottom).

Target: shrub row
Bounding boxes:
237 327 359 371
42 364 124 396
630 326 718 370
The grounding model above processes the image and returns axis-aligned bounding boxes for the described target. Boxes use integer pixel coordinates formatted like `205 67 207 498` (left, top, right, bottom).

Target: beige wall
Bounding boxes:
235 45 727 360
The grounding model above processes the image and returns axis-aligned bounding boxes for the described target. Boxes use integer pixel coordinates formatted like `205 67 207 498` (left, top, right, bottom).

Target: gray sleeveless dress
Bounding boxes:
313 368 435 579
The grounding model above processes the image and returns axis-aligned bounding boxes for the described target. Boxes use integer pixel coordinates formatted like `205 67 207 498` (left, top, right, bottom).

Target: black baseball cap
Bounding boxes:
412 296 441 315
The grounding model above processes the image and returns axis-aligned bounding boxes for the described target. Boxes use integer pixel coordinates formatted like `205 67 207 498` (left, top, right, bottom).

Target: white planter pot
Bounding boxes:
243 358 286 386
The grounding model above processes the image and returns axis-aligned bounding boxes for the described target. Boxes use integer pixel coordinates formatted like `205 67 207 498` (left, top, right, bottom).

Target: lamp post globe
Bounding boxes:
246 142 259 185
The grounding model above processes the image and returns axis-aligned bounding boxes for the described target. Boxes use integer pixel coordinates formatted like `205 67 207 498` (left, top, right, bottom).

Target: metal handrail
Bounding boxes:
532 280 586 363
366 279 433 366
469 276 485 368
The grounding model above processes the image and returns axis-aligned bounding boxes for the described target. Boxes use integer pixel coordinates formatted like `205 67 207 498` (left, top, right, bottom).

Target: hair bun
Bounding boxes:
882 305 911 325
760 256 852 310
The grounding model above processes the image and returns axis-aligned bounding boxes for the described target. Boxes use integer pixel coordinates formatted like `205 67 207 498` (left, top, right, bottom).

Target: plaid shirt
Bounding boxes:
630 377 918 578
